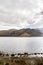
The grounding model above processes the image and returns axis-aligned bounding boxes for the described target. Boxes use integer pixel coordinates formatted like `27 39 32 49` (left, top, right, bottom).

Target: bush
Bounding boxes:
5 63 9 65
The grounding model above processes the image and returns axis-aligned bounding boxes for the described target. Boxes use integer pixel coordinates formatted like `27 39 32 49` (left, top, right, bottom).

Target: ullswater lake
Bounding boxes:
0 37 43 54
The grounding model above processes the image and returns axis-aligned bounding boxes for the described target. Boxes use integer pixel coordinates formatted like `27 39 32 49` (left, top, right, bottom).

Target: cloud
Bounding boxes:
0 0 43 29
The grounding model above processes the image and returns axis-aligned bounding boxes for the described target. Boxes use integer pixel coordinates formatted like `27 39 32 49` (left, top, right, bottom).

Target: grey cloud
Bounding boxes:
0 0 43 29
0 0 38 9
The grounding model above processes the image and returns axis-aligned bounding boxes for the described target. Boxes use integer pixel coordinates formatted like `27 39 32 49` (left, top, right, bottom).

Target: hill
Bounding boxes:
0 28 43 37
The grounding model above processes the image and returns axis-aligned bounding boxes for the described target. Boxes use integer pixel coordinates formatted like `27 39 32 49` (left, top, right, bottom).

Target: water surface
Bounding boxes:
0 37 43 54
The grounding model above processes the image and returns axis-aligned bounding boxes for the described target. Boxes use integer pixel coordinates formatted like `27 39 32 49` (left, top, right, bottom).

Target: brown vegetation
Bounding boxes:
0 52 43 65
0 56 43 65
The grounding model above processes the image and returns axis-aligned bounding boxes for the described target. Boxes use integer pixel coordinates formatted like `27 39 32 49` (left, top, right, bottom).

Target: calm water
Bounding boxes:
0 37 43 54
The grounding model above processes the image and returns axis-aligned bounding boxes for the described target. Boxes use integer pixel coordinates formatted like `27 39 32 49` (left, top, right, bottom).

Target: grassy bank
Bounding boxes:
0 56 43 65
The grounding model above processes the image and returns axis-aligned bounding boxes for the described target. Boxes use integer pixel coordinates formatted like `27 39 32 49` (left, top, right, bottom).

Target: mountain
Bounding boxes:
0 28 43 37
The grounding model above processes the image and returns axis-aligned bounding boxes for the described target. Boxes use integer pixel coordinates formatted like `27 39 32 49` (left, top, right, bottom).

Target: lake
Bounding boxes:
0 37 43 54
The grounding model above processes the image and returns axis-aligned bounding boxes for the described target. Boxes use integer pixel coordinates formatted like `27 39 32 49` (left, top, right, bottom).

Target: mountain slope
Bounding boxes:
0 28 42 37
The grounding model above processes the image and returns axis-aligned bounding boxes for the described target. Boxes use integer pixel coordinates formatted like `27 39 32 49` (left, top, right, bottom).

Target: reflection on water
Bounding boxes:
0 37 43 54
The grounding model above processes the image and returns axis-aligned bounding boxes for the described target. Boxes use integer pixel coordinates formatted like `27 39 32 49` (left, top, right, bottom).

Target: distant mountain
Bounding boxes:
0 28 43 37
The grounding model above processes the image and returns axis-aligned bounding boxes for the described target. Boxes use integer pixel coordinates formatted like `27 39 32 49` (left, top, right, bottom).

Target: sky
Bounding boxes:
0 0 43 30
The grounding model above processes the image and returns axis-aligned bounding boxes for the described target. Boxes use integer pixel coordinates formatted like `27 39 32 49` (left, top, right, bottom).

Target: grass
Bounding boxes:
0 56 43 65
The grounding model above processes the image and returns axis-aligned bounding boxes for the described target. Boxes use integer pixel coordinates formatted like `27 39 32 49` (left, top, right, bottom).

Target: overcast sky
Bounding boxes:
0 0 43 30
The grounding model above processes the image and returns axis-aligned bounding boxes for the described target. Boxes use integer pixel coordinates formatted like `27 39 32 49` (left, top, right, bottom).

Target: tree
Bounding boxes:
11 54 14 57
